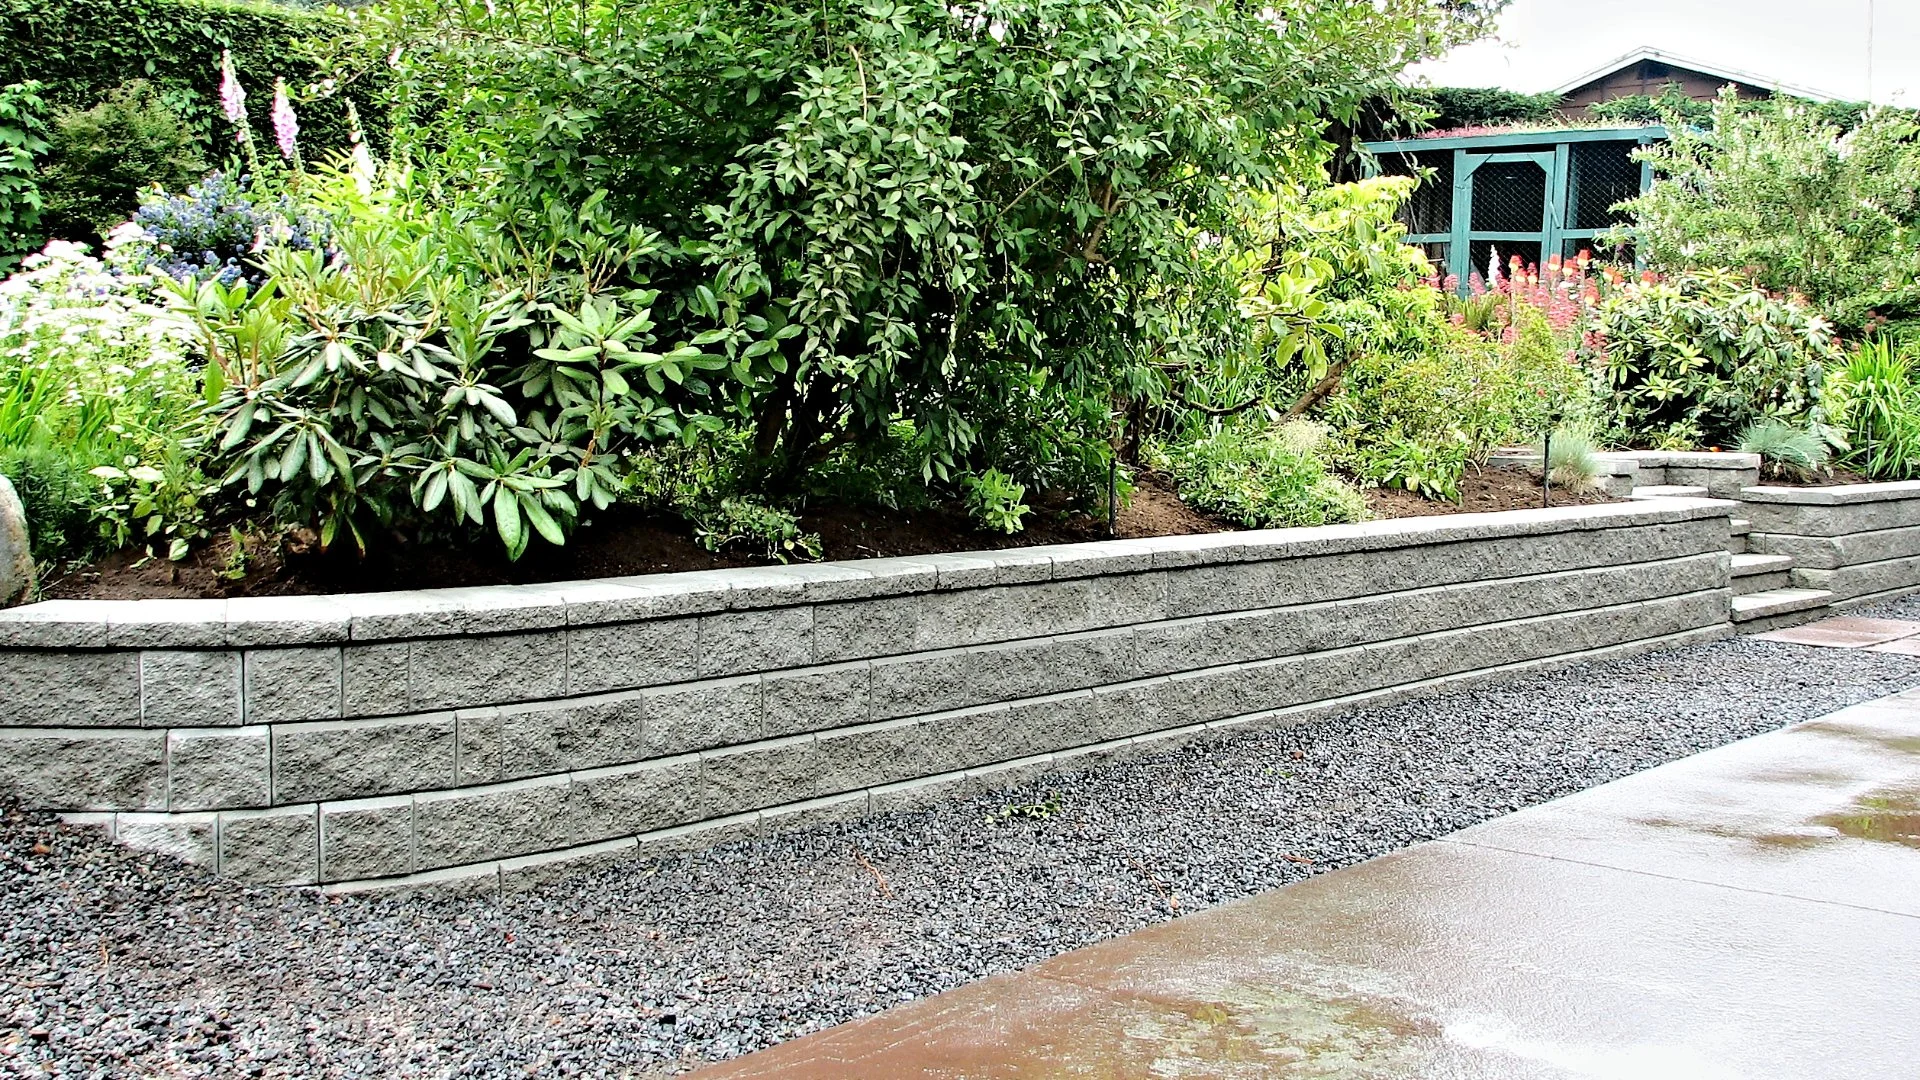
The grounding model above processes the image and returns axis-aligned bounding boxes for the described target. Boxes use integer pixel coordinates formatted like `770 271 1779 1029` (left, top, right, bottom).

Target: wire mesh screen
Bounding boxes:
1417 242 1449 277
1468 239 1538 281
1469 161 1547 233
1377 151 1452 236
1565 236 1636 265
1570 141 1642 231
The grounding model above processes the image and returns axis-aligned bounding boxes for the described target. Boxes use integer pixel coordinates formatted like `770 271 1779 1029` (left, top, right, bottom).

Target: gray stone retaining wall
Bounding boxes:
1741 481 1920 604
0 500 1736 891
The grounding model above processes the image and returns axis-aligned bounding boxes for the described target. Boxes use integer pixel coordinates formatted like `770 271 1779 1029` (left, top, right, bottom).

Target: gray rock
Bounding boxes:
0 474 32 609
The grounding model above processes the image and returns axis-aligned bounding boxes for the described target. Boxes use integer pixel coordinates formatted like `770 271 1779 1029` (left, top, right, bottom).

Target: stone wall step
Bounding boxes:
1731 587 1835 624
1730 518 1752 537
1731 553 1794 577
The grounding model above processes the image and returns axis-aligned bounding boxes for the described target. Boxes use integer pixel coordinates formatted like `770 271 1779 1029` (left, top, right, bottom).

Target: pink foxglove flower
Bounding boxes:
271 79 299 161
219 50 248 133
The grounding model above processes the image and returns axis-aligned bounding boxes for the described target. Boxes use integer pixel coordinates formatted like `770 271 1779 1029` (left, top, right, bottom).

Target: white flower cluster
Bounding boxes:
947 3 1008 43
0 242 201 418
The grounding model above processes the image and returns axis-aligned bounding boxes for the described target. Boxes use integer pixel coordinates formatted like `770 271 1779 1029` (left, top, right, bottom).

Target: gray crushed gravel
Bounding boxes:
4 633 1918 1079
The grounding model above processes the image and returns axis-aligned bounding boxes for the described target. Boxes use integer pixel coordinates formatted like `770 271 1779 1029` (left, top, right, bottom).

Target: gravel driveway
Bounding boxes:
6 620 1920 1079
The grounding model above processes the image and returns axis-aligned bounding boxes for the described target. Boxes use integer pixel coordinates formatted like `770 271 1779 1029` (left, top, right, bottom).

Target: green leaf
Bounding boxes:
493 484 525 556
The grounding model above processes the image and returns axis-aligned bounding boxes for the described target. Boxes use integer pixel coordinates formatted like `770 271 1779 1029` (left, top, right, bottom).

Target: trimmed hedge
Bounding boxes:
0 0 376 162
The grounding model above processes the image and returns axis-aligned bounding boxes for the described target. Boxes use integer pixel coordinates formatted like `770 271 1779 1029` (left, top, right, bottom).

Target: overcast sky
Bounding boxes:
1410 0 1920 104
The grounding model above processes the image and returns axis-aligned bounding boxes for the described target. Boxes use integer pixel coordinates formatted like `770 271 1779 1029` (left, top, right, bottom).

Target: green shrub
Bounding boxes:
1402 86 1561 131
1590 270 1842 448
1737 418 1829 481
1151 421 1366 529
39 81 208 245
1824 340 1920 480
687 497 821 563
961 469 1031 535
0 80 49 269
1537 427 1601 490
1348 431 1471 502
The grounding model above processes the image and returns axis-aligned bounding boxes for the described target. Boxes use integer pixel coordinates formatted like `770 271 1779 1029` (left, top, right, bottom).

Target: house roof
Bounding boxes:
1549 46 1840 103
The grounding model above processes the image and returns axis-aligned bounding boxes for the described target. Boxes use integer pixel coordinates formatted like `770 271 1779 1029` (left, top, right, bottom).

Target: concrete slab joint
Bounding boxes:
18 493 1912 890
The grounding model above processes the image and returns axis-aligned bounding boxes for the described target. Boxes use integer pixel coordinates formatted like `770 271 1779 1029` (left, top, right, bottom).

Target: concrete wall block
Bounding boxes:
813 574 1167 664
1758 528 1920 572
964 755 1060 797
0 648 140 727
498 837 640 895
701 734 828 815
640 677 762 758
407 630 567 711
569 756 705 845
760 790 870 835
699 607 814 678
140 650 243 728
272 715 456 804
243 646 342 725
223 595 352 647
811 716 930 795
319 796 414 882
498 694 646 781
341 642 410 718
414 777 572 870
763 662 871 738
455 707 503 785
167 726 270 811
218 805 318 886
1164 522 1719 619
1739 497 1920 538
565 618 700 695
1665 464 1760 496
978 693 1115 762
115 811 218 868
103 599 230 649
870 629 1136 722
0 729 166 810
1796 556 1920 602
868 772 972 816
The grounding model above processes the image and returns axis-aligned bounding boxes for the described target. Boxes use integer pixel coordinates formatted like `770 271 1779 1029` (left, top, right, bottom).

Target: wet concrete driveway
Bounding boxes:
694 689 1920 1079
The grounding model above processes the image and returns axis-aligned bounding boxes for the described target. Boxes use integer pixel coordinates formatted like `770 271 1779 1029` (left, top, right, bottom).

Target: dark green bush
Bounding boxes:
40 81 209 245
0 80 49 268
1408 86 1562 130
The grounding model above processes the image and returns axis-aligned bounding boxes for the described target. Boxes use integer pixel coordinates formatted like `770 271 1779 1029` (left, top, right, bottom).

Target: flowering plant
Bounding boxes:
0 241 212 561
118 173 333 286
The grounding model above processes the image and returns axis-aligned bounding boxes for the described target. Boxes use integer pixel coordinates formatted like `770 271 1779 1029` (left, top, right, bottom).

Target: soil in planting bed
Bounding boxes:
3 631 1917 1078
41 466 1613 601
1759 467 1876 487
1364 463 1615 519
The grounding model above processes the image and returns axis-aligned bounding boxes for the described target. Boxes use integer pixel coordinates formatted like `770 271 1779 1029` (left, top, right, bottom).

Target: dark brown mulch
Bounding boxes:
1364 464 1618 520
40 467 1618 602
1760 467 1875 487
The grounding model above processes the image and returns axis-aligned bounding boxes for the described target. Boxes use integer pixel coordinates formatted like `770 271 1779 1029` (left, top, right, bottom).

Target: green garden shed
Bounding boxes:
1362 125 1666 285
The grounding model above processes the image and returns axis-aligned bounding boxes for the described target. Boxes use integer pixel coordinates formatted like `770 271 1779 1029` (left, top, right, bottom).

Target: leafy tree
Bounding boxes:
1622 89 1920 331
